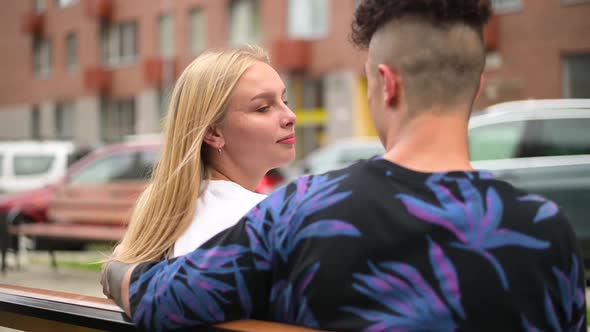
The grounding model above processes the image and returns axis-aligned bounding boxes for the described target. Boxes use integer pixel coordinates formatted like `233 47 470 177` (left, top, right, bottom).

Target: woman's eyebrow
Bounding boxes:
250 88 287 102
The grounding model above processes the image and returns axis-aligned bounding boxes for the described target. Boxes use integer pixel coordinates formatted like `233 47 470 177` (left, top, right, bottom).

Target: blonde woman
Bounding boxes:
112 45 296 264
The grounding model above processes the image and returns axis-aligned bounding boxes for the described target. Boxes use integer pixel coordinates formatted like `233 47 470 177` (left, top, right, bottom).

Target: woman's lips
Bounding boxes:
277 134 296 144
279 137 296 144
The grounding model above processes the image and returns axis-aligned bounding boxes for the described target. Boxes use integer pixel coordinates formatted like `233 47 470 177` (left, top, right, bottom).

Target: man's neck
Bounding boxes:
382 111 473 173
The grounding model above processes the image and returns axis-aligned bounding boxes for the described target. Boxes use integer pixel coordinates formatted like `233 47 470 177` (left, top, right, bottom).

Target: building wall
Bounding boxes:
476 0 590 110
1 0 589 151
0 105 31 140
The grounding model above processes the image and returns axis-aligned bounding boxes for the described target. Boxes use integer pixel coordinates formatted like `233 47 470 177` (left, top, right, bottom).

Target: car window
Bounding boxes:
138 149 160 179
13 155 55 176
529 118 590 157
68 152 139 185
469 121 528 161
67 148 92 167
339 147 384 164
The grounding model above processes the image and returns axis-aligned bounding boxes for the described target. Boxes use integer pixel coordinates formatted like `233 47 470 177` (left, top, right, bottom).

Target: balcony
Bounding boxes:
84 0 113 20
83 66 111 93
21 10 45 35
484 15 499 51
143 56 178 86
271 39 311 72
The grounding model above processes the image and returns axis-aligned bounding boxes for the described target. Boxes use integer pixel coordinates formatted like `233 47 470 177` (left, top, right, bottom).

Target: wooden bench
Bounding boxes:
0 183 142 272
0 283 320 331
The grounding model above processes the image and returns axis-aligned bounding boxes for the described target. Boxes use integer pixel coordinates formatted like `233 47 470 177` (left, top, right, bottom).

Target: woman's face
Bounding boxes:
218 61 297 173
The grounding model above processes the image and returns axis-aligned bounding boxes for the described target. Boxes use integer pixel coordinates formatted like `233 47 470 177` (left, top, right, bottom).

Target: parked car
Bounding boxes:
298 136 384 176
47 140 161 227
468 99 590 265
0 141 86 194
47 138 285 226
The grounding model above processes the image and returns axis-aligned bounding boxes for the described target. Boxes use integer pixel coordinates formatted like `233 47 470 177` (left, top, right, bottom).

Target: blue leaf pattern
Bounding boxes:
342 242 464 332
397 174 550 290
244 174 360 265
519 194 559 223
522 255 586 331
428 237 465 319
270 263 321 328
130 174 362 331
131 245 250 330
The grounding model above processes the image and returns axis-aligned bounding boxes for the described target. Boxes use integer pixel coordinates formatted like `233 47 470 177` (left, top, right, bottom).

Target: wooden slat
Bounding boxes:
0 284 121 312
0 284 322 331
8 224 126 241
47 208 131 225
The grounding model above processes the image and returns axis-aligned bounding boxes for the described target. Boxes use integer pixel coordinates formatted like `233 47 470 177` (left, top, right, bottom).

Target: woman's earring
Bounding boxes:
218 148 222 154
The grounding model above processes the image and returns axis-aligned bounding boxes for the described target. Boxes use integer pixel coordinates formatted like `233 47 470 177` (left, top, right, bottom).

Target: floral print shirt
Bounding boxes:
129 158 587 332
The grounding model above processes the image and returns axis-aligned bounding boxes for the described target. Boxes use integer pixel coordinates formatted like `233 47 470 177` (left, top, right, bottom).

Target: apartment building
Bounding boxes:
476 0 590 109
0 0 588 156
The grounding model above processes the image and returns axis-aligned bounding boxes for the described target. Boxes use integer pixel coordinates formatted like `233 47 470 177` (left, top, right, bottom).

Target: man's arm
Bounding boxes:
130 216 273 331
101 260 137 316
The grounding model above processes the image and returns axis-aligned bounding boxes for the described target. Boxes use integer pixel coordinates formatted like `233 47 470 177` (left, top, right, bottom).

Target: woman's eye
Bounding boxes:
256 106 270 113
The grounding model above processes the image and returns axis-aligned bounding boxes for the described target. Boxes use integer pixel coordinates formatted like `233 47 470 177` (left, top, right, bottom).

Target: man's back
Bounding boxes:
128 158 586 331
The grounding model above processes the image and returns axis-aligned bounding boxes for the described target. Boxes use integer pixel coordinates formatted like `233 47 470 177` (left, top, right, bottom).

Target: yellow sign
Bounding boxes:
294 108 326 126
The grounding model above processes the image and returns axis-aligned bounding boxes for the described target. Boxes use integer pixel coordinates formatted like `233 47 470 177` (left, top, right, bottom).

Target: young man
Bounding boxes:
104 1 586 330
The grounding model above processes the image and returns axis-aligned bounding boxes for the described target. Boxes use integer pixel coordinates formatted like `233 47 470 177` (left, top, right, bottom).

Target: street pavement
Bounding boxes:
0 250 104 297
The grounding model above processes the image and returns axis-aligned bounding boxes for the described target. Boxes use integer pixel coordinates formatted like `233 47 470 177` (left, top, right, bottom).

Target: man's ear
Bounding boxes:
203 125 224 149
378 64 400 107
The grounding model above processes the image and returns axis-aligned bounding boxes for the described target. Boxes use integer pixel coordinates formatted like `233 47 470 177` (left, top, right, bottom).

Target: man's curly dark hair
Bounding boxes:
351 0 492 48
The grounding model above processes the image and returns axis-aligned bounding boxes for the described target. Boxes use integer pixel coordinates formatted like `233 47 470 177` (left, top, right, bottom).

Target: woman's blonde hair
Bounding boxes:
112 45 270 263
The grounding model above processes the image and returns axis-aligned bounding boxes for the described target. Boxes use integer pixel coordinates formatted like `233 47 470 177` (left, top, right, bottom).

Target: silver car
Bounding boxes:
468 99 590 265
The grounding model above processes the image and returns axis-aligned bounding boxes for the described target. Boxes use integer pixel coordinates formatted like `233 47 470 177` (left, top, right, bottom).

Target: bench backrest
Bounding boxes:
0 283 319 332
47 182 146 226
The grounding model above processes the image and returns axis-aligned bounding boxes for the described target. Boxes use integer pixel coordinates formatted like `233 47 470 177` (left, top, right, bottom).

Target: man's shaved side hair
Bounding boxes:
369 18 486 112
352 0 492 113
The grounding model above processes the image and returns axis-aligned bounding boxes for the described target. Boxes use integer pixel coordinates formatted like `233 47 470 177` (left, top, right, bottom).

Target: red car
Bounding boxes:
1 139 284 242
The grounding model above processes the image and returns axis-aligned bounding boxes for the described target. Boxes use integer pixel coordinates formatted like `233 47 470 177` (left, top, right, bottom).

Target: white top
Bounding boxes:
173 180 267 257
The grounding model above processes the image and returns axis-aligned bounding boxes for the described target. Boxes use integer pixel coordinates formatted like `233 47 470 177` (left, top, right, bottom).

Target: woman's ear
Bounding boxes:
203 125 224 149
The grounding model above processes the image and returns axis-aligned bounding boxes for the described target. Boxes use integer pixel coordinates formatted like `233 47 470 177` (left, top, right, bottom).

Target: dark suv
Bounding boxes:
468 99 590 265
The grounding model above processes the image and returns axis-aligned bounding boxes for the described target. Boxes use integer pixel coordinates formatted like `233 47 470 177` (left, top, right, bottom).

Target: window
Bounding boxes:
56 0 77 7
68 152 138 185
33 0 45 13
288 0 329 39
100 98 136 143
228 0 260 44
0 155 4 177
469 121 528 161
101 22 137 66
491 0 522 14
527 118 590 157
159 13 174 57
13 155 55 176
563 54 590 98
188 8 206 54
55 101 75 139
33 37 51 77
65 32 78 71
31 106 41 140
158 84 173 120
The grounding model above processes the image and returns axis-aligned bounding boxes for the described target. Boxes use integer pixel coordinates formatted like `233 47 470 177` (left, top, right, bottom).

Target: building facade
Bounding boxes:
0 0 589 156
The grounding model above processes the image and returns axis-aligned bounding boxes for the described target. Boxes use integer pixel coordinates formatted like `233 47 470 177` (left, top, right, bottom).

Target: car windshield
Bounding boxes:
13 155 55 176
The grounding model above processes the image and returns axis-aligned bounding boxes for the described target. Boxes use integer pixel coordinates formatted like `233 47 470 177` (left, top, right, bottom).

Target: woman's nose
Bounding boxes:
280 105 297 128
